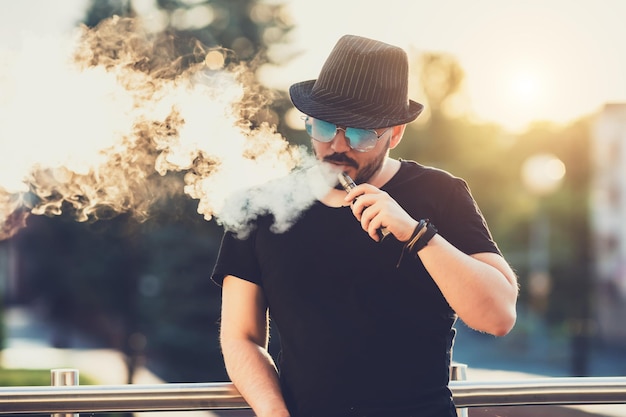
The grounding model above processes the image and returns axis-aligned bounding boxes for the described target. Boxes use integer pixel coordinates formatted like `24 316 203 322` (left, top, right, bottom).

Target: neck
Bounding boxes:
369 157 400 188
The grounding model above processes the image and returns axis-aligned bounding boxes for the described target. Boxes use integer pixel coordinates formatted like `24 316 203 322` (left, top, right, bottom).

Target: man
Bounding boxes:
212 35 518 417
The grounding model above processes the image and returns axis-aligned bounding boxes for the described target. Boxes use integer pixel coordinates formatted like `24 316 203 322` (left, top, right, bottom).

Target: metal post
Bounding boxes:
451 362 468 417
51 369 79 417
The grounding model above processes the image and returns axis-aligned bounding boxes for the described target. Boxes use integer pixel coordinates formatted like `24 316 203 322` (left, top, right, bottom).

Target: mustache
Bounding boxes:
323 153 358 168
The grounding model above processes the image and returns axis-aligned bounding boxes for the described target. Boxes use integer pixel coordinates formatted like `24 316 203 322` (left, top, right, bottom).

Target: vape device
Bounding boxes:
338 172 390 241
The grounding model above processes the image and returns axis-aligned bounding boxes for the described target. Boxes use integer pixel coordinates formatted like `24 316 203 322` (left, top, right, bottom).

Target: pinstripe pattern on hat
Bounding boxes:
289 35 423 129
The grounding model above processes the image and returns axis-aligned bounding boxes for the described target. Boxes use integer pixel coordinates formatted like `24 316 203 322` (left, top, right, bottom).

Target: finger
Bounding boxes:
344 187 365 205
365 215 384 242
349 194 368 219
360 204 381 233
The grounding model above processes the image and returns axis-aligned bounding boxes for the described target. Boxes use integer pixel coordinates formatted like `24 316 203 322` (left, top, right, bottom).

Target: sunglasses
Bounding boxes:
304 116 392 152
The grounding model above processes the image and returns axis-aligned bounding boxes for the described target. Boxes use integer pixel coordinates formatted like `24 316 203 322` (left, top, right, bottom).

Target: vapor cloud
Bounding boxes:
0 16 332 240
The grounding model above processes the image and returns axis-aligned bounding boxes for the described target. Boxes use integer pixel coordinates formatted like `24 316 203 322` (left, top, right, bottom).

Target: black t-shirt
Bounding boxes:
212 160 499 417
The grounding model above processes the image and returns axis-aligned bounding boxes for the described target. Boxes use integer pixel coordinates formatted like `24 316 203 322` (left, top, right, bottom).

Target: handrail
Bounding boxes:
0 377 625 415
450 377 626 407
0 382 243 414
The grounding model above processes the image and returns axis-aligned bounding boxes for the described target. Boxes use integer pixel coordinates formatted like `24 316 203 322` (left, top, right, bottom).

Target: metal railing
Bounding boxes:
1 370 625 415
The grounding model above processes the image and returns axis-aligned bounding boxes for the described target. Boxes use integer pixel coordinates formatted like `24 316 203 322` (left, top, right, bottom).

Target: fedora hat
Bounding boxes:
289 35 423 129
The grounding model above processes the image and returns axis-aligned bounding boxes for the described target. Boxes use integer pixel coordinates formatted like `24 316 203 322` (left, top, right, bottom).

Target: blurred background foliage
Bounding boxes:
1 0 597 382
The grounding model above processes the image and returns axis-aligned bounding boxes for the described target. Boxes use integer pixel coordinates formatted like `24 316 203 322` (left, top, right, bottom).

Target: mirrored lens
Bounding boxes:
344 128 378 151
305 117 337 142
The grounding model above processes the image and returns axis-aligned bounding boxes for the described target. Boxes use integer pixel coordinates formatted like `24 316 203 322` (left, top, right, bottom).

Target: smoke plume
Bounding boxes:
0 16 333 240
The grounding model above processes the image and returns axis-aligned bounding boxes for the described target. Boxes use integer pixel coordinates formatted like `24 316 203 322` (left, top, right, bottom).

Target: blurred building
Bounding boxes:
591 103 626 345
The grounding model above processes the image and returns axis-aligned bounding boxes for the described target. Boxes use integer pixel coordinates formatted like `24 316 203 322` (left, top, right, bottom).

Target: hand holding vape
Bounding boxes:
338 172 391 241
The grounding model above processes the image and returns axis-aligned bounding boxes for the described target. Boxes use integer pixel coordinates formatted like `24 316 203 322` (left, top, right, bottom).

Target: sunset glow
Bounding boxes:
2 1 625 133
269 0 626 132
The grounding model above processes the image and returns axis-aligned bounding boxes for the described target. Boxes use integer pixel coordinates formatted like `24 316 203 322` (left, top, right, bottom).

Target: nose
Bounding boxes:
330 128 352 152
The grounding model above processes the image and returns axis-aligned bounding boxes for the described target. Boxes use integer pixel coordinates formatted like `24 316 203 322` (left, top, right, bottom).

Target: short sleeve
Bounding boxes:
211 230 263 287
436 177 500 256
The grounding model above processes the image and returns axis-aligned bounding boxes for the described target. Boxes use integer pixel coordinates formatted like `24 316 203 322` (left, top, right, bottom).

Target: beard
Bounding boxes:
316 137 390 186
353 143 388 184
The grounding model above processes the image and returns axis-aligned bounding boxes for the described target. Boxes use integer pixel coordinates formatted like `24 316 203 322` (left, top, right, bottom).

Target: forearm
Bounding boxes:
221 338 290 417
418 234 518 336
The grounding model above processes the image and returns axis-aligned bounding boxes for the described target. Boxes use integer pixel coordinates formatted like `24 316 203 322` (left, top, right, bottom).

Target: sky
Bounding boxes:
1 0 625 132
277 0 626 132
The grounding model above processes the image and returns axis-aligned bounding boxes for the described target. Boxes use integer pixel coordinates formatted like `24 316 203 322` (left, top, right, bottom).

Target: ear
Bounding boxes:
388 124 406 150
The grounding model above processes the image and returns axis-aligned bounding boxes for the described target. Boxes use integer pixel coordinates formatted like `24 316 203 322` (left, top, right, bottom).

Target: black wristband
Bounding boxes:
404 219 426 247
410 221 438 254
396 219 437 267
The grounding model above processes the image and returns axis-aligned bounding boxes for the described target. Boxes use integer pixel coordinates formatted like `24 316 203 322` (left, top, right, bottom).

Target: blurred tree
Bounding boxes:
418 52 464 115
136 217 225 381
13 214 136 349
83 0 134 27
12 190 226 382
0 283 3 351
82 0 295 125
398 52 466 167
